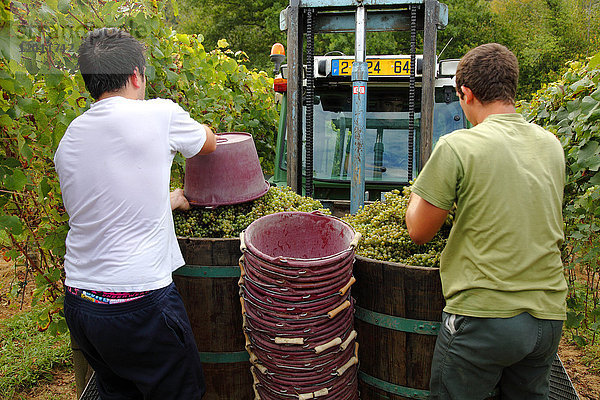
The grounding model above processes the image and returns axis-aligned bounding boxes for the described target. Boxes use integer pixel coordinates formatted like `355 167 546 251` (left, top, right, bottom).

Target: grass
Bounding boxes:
0 306 72 398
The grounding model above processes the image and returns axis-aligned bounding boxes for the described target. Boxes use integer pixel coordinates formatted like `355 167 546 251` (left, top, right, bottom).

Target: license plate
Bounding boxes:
331 58 411 76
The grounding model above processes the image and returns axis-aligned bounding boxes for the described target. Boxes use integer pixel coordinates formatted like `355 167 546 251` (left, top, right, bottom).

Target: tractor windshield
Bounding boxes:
303 86 463 184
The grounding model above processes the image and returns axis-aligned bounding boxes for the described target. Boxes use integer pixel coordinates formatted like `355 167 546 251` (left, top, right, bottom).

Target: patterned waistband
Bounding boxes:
66 286 152 305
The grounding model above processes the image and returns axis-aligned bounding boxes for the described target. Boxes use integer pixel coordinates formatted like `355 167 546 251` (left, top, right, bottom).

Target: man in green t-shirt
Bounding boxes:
405 43 567 400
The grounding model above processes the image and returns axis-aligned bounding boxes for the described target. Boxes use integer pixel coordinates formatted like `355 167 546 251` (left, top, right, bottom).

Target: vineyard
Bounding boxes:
1 0 600 397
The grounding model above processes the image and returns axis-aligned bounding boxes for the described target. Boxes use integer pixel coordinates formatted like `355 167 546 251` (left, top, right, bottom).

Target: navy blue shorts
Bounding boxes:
64 282 205 400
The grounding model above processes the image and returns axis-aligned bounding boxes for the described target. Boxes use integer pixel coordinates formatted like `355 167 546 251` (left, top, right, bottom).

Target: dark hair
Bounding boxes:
78 28 146 100
455 43 519 105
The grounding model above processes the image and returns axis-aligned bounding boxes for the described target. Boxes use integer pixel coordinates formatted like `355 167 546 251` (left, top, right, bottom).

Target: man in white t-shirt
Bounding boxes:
54 28 216 400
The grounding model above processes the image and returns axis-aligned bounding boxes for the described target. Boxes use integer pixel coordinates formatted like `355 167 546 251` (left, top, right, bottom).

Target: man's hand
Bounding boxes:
170 188 191 211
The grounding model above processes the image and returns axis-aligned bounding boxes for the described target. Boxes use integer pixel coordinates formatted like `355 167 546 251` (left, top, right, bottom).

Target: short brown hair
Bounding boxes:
455 43 518 105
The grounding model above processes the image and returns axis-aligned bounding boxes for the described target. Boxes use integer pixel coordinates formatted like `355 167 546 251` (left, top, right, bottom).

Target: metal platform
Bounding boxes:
79 372 99 400
79 354 580 400
550 355 580 400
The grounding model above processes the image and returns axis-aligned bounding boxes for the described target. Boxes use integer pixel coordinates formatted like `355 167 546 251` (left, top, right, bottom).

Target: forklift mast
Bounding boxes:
281 0 448 213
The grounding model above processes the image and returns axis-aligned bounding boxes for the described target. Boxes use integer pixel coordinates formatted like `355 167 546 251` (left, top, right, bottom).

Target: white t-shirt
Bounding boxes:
54 96 206 292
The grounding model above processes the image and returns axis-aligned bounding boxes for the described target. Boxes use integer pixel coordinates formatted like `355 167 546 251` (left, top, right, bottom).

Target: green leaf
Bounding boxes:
45 0 59 11
591 87 600 102
152 46 165 59
0 75 15 92
0 27 21 63
578 141 599 164
166 70 179 83
580 96 600 116
146 64 156 80
57 0 70 13
1 157 20 168
20 142 33 161
170 0 179 16
590 52 600 69
17 97 40 114
565 311 585 329
584 156 600 172
40 177 51 198
573 335 588 347
43 231 66 256
590 171 600 185
45 72 63 89
0 215 24 235
3 169 27 191
100 0 118 17
4 249 20 260
14 71 33 95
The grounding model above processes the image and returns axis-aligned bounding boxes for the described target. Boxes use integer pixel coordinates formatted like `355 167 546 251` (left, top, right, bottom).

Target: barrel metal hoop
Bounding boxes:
354 305 440 335
174 265 240 278
198 351 250 364
358 371 430 400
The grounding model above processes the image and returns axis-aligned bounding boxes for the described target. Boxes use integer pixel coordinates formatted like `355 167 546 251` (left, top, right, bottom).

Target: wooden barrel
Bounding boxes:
174 237 252 400
353 256 499 400
353 256 444 400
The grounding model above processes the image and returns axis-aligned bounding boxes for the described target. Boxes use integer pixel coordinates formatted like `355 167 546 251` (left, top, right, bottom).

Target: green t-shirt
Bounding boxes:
412 113 567 320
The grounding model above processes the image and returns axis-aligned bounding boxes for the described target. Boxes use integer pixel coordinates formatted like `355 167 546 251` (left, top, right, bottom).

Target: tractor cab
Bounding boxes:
270 53 466 201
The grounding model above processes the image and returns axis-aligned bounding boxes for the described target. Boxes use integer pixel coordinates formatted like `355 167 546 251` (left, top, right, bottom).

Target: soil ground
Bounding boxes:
0 260 76 400
2 260 600 400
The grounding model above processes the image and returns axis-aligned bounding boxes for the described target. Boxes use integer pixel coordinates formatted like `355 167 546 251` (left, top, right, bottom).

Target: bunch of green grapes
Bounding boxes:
342 186 452 268
173 186 330 238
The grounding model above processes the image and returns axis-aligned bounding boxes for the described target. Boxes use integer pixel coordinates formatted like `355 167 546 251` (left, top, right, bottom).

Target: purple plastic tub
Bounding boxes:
241 211 359 267
184 132 269 207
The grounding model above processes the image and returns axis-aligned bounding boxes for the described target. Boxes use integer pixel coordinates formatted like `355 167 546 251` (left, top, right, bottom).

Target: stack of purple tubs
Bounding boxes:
239 211 361 400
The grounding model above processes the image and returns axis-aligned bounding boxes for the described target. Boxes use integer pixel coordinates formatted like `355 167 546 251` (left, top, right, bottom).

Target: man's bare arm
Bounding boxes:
198 125 216 155
405 193 450 245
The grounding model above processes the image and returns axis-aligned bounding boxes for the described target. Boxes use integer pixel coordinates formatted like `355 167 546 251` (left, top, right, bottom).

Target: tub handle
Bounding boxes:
275 337 305 345
299 388 329 400
340 330 357 350
238 256 246 287
240 297 246 315
314 337 342 354
349 231 362 249
239 231 247 252
327 300 350 319
335 356 358 376
338 276 356 296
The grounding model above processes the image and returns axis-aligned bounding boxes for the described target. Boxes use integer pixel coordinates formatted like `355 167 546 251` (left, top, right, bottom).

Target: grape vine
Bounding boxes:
0 0 278 333
518 53 600 346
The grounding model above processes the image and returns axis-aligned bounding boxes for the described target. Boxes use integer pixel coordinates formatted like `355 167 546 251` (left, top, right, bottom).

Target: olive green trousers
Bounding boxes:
429 311 563 400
